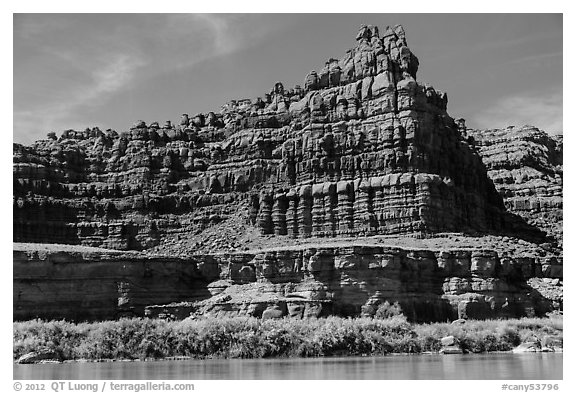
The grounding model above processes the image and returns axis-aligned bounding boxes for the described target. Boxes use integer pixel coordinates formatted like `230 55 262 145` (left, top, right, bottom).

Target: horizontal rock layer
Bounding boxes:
13 248 215 321
469 125 562 243
14 244 562 322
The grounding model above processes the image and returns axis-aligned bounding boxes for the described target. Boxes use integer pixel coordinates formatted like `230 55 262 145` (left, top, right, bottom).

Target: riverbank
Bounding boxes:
14 316 562 362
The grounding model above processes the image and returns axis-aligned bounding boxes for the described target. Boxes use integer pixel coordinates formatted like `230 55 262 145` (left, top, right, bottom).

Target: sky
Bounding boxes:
13 13 563 144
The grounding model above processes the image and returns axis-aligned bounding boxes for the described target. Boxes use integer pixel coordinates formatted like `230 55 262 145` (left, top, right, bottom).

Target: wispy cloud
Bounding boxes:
157 14 242 72
13 14 69 39
89 55 145 98
187 14 237 55
162 14 283 72
484 51 562 73
471 90 563 135
14 54 144 143
14 14 286 143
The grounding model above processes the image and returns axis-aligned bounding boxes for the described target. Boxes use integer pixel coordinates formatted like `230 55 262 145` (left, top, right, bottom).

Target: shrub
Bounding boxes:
374 301 404 319
12 315 563 361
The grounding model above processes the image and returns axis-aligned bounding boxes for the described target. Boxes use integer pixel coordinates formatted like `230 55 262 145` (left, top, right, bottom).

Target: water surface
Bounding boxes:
14 353 562 380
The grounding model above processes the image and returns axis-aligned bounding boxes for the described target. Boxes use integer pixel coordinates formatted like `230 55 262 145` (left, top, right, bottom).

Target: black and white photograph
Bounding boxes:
9 6 568 389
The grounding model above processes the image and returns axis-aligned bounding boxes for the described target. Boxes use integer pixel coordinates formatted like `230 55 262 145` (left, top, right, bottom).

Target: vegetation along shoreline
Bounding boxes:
14 315 563 364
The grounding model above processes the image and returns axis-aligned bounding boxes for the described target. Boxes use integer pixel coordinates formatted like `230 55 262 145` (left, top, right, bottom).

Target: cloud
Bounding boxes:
187 14 236 55
13 14 70 39
13 14 289 144
471 90 563 135
162 14 283 72
495 51 562 68
155 14 240 72
89 55 145 98
14 54 144 143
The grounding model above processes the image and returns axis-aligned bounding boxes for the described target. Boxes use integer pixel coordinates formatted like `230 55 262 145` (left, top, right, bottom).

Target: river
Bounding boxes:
14 353 562 380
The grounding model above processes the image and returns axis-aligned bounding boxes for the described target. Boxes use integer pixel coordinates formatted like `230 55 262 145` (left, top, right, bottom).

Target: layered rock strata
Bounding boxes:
13 245 215 321
13 24 562 323
14 24 511 250
14 244 562 322
469 125 563 244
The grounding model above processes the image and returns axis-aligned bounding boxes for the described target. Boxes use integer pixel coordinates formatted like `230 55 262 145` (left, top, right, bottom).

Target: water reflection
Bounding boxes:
14 353 562 380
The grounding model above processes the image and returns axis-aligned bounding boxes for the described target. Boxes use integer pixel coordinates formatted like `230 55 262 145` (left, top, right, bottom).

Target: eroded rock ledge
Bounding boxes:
14 243 562 322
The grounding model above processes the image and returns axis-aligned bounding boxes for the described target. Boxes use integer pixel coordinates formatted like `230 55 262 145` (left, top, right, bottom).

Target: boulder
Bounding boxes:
440 335 458 347
439 335 463 354
512 340 541 353
304 302 324 318
16 350 61 364
262 305 285 320
287 303 305 318
440 346 463 355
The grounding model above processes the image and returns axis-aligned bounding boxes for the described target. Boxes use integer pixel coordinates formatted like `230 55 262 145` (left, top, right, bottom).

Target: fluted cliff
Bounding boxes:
14 24 511 250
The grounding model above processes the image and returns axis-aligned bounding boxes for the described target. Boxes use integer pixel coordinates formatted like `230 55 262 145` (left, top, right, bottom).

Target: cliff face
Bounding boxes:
469 126 563 245
189 245 561 322
13 24 562 322
14 24 509 250
13 245 214 321
14 243 562 322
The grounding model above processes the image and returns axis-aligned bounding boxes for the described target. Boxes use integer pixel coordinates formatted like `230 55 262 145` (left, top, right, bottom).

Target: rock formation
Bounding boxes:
12 24 562 322
14 242 561 322
13 244 216 321
13 24 512 249
468 125 563 245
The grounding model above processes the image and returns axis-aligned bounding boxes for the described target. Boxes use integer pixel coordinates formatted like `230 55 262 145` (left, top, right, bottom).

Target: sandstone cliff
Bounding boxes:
469 125 562 245
13 24 562 322
14 24 513 250
14 242 561 322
